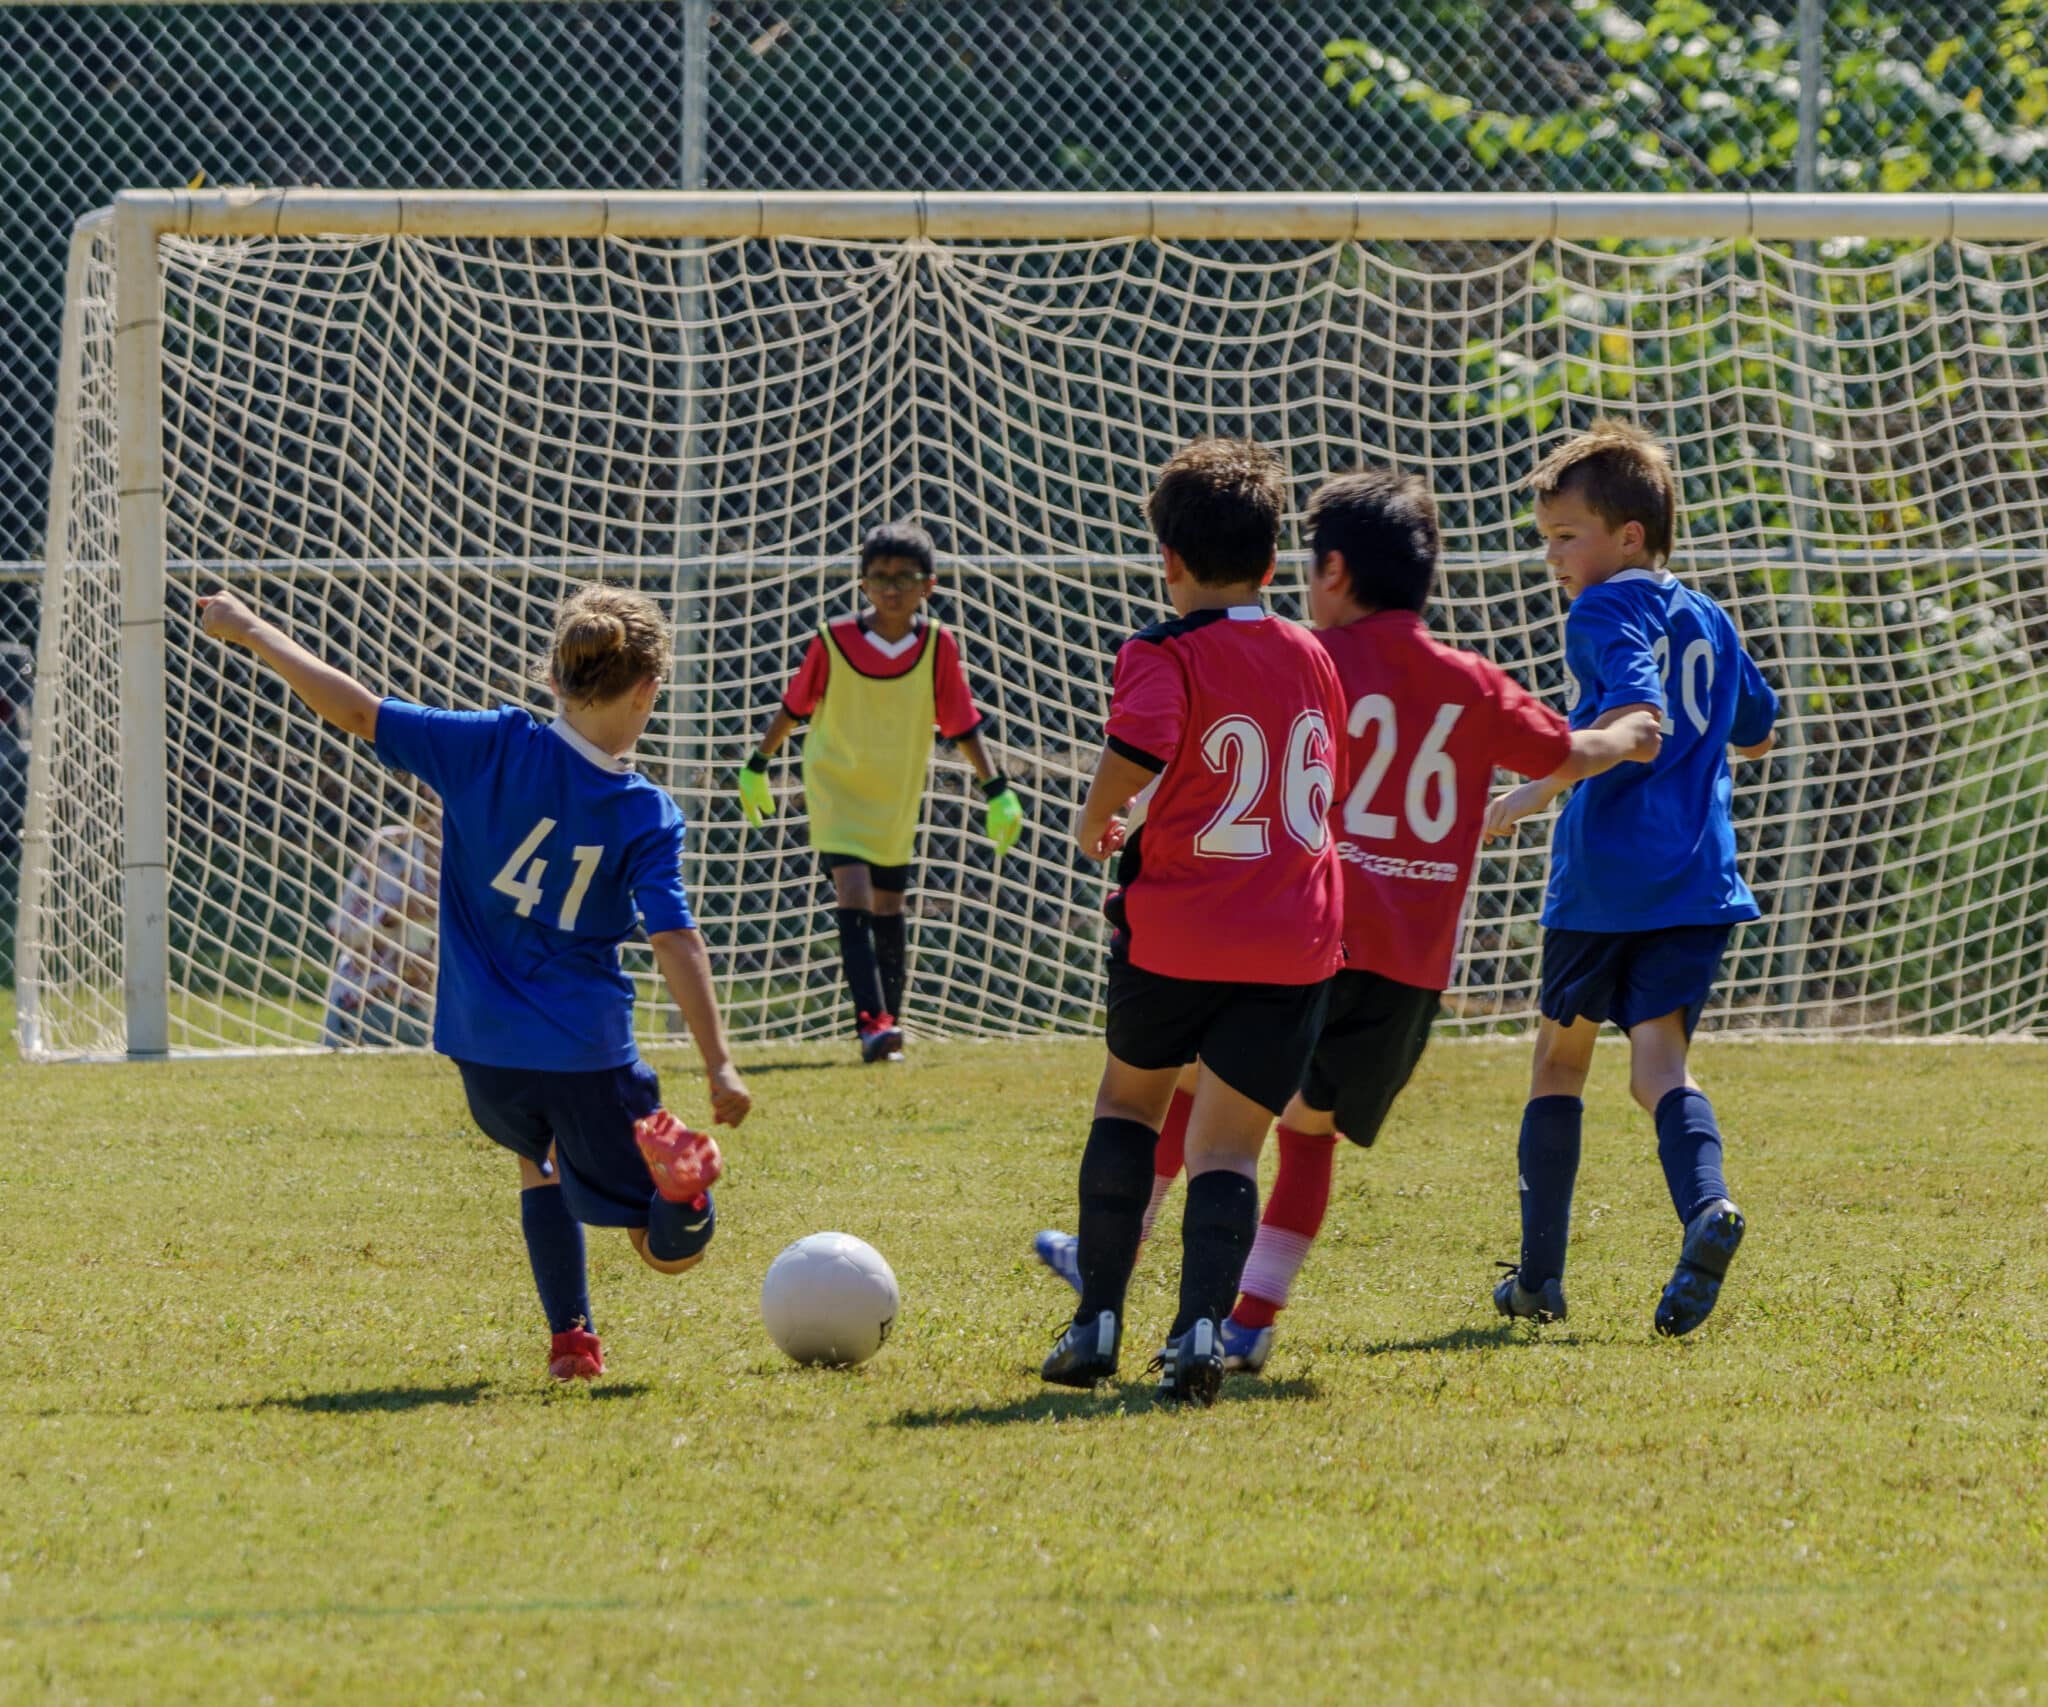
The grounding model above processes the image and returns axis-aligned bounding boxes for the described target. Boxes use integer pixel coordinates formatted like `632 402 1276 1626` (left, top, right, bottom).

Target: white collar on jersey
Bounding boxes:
1603 567 1677 587
549 715 636 774
1225 604 1266 621
856 610 926 659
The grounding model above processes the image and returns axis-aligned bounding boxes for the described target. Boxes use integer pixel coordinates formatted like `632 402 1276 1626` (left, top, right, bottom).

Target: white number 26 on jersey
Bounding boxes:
1193 711 1335 859
491 818 607 930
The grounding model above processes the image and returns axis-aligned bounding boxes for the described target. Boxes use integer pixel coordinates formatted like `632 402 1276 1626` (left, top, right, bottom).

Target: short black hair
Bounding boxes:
1146 437 1286 586
1305 469 1440 614
859 520 936 579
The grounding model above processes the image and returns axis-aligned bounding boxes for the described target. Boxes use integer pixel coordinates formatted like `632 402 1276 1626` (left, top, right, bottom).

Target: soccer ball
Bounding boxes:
760 1232 900 1367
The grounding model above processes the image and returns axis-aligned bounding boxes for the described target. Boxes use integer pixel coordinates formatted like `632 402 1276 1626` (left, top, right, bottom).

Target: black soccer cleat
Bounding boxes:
1655 1199 1745 1338
1041 1309 1120 1388
1149 1317 1225 1407
1493 1263 1567 1323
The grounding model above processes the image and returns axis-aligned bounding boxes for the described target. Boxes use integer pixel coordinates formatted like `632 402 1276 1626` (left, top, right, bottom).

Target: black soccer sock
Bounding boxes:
1517 1095 1584 1285
1174 1168 1259 1337
1074 1116 1158 1322
646 1188 717 1264
520 1184 592 1335
873 912 909 1020
835 906 887 1025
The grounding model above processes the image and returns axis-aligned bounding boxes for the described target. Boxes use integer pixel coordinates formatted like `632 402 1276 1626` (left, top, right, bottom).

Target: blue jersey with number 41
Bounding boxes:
374 700 695 1071
1546 568 1778 934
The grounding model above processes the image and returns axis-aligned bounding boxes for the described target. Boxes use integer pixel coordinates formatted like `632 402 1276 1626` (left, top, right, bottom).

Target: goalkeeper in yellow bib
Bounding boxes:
739 523 1024 1063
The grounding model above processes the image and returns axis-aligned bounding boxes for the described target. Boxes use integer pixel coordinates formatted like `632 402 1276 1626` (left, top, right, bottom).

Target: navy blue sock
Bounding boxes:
647 1188 717 1264
835 906 886 1024
1517 1095 1584 1286
1075 1115 1157 1322
1655 1087 1729 1225
520 1184 591 1335
1173 1168 1259 1337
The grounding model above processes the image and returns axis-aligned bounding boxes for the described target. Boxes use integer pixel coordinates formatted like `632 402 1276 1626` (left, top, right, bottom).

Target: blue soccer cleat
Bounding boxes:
1493 1263 1567 1323
1149 1317 1225 1407
1041 1308 1120 1388
1219 1316 1272 1375
1032 1229 1083 1296
1655 1199 1745 1338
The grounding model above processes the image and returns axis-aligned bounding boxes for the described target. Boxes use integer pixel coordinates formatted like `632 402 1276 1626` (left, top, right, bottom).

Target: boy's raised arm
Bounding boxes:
197 590 381 742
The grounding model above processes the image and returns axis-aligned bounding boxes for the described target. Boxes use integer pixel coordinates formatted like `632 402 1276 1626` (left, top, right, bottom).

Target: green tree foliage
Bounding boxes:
1324 0 2048 192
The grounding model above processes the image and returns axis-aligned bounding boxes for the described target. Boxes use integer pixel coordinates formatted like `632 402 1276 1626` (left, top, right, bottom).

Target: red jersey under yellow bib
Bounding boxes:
781 613 982 866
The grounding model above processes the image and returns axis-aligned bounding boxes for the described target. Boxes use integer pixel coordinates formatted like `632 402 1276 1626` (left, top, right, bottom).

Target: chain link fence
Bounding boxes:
3 0 2044 988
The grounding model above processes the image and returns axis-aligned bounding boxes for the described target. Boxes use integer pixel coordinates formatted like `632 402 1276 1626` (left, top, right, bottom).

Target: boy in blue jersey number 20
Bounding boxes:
1483 421 1778 1338
198 584 752 1383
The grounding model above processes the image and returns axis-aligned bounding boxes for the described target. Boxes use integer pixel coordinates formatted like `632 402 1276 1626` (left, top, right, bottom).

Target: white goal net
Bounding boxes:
20 191 2048 1058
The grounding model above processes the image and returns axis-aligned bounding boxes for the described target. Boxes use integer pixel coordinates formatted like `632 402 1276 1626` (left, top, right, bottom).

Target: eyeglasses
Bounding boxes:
864 571 929 591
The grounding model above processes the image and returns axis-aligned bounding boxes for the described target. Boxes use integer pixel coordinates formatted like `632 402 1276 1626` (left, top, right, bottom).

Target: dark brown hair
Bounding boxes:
1146 437 1286 586
1307 468 1440 615
1528 418 1677 566
549 584 672 705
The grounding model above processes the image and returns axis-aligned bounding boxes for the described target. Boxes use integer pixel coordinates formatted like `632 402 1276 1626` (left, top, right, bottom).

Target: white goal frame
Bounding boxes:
24 188 2048 1059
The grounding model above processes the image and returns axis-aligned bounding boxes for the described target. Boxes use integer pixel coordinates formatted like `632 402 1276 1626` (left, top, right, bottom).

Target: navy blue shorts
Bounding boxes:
455 1057 662 1228
1539 924 1733 1035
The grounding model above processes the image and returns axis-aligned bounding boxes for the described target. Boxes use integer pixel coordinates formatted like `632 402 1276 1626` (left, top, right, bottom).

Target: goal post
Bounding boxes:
22 189 2048 1059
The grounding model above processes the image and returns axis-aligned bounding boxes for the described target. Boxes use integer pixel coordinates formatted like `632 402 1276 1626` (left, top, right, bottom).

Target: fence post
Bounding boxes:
1771 0 1828 1024
112 194 171 1058
666 0 714 1036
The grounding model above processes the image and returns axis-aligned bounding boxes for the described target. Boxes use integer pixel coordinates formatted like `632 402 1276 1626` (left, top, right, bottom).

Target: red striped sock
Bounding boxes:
1230 1125 1337 1326
1138 1086 1193 1245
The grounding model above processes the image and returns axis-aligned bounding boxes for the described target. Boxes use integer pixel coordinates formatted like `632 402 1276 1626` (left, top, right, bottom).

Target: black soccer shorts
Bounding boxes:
1104 957 1332 1118
1297 968 1442 1146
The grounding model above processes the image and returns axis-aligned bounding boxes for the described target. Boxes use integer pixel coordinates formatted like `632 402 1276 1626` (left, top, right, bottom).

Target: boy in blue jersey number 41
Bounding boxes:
198 584 753 1383
1483 421 1778 1338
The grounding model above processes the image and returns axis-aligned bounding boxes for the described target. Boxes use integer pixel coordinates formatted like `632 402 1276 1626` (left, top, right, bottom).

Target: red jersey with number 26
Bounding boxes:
1104 605 1348 985
1318 611 1573 990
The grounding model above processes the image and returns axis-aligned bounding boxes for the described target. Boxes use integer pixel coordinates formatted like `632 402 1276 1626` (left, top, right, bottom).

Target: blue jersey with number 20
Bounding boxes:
374 700 695 1072
1547 569 1778 933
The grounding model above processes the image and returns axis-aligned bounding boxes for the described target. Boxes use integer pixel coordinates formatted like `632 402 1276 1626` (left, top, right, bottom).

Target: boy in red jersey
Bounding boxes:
1039 438 1348 1406
1217 469 1660 1371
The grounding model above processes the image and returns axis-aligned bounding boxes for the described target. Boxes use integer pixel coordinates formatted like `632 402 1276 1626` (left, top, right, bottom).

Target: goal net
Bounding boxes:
20 191 2048 1058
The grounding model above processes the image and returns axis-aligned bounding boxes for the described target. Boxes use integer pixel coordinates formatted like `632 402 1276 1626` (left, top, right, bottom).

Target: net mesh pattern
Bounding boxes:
22 225 2048 1054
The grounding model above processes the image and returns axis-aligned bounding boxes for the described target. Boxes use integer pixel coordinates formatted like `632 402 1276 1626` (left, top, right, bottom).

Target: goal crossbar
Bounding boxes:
114 187 2048 244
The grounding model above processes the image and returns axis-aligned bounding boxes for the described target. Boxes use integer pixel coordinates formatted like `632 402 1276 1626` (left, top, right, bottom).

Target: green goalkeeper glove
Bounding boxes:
737 753 774 828
981 775 1024 860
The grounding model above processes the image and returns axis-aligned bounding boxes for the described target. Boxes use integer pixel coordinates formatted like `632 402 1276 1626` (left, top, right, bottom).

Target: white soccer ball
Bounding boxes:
760 1232 900 1367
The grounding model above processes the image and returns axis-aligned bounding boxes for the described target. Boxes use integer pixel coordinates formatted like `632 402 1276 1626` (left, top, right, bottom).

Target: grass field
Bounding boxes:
2 1015 2044 1703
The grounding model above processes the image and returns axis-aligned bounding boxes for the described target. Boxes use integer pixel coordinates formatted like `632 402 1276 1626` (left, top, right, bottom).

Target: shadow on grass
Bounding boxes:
1351 1324 1540 1356
238 1377 655 1414
893 1375 1319 1429
243 1381 497 1414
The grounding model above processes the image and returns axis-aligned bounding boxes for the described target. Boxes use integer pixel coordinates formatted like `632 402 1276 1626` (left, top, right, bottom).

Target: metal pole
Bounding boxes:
667 0 714 1037
112 197 171 1057
1771 0 1829 1023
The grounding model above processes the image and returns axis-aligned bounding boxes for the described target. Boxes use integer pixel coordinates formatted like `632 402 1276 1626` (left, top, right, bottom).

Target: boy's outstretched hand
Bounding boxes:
196 589 262 647
984 781 1024 859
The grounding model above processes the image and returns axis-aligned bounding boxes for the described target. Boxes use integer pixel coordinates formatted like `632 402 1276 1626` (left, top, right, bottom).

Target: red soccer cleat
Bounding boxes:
548 1324 604 1382
633 1108 724 1205
858 1010 905 1065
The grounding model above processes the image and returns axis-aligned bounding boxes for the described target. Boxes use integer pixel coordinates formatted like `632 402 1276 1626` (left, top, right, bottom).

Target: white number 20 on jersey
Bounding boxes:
1193 711 1335 859
490 817 607 930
